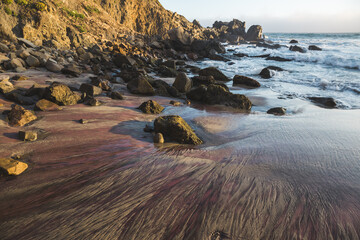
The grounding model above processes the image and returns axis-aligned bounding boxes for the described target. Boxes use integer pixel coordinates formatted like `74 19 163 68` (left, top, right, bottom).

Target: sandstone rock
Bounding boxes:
233 75 260 88
7 105 37 127
87 97 102 106
44 82 80 106
127 76 155 95
110 91 124 100
267 107 286 115
16 49 30 59
173 72 192 93
199 67 229 81
308 97 337 108
18 38 37 48
35 99 62 111
19 130 38 141
154 115 202 145
246 25 263 41
309 45 322 51
0 158 28 176
12 75 28 81
90 78 112 91
266 56 292 62
0 76 14 94
8 58 24 69
289 45 306 53
153 133 164 144
25 55 41 67
80 83 102 97
45 59 63 73
138 100 164 114
61 64 82 77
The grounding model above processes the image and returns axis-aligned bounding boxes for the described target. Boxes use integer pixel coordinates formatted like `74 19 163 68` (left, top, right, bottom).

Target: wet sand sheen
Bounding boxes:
1 93 360 239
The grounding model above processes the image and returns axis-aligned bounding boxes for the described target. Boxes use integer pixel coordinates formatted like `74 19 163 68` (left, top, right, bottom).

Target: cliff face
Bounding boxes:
0 0 201 49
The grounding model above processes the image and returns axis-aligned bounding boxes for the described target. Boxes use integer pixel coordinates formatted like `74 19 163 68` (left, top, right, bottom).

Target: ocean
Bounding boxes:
194 33 360 109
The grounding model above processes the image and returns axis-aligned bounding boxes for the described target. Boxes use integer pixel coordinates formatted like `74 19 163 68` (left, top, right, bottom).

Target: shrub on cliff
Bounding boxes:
2 0 13 5
33 2 46 11
15 0 28 6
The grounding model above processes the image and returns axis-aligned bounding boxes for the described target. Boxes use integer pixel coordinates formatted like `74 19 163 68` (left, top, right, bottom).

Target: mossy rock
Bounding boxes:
138 100 164 114
44 82 80 106
154 115 202 145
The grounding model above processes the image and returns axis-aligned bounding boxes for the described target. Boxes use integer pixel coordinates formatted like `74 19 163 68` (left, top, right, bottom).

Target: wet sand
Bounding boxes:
1 71 360 240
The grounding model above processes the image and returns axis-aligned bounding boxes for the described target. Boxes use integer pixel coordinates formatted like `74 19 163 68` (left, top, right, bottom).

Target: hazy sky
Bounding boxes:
159 0 360 33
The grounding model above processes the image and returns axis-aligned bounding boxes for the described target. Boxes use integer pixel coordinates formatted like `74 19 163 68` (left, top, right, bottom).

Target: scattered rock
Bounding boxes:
34 99 62 111
192 76 216 87
234 53 249 57
170 100 182 106
0 76 14 94
0 158 28 176
80 119 88 124
110 91 124 100
308 97 337 108
246 25 263 41
61 64 82 77
87 97 102 106
26 55 41 67
25 83 47 98
173 72 192 93
5 91 37 105
289 45 306 53
18 38 37 48
290 40 298 44
256 42 282 49
308 45 322 51
259 66 284 79
168 27 193 46
12 75 28 81
154 115 202 145
233 75 260 88
44 82 81 106
199 67 229 81
45 59 63 73
138 100 164 114
0 43 9 53
159 65 178 77
266 56 292 62
18 130 38 141
127 76 155 95
143 124 154 132
7 105 37 127
153 133 164 144
90 78 112 91
114 54 137 67
267 107 286 115
79 83 102 97
161 60 176 70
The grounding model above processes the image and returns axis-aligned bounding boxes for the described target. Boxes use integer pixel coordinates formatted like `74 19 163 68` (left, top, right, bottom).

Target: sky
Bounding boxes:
159 0 360 33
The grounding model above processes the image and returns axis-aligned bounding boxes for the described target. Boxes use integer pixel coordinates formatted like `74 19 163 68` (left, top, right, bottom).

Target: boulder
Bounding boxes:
154 115 202 145
0 158 28 176
45 59 63 73
0 43 9 53
91 78 112 91
159 65 178 77
246 25 263 41
168 28 193 46
0 76 14 94
266 56 292 62
79 83 102 97
138 100 164 114
87 97 102 106
25 55 40 67
308 45 322 51
199 67 229 81
34 99 62 111
259 66 284 79
192 76 215 87
161 60 176 70
233 75 260 88
19 130 38 141
234 53 249 58
153 133 164 144
256 42 282 49
61 64 82 77
5 90 37 105
18 38 37 48
173 72 192 93
110 91 124 100
187 84 252 110
127 76 155 95
7 58 24 69
44 82 81 106
114 54 137 67
267 107 286 115
7 105 37 127
25 83 47 98
289 45 306 53
16 49 30 59
290 40 298 44
308 97 337 108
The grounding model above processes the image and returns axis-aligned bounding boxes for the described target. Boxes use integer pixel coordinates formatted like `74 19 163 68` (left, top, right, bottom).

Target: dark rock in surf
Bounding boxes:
308 45 322 51
308 97 337 108
259 66 284 79
290 39 298 44
266 56 292 62
267 107 286 115
289 45 306 53
246 25 263 41
199 67 229 81
173 72 192 93
233 75 260 88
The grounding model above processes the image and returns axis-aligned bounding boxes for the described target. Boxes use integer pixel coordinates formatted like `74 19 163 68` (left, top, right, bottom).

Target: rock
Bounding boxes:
186 84 252 110
25 55 40 67
34 99 62 111
18 38 37 48
87 98 101 106
12 75 28 81
5 91 37 105
25 83 47 98
18 130 38 141
7 105 37 127
90 78 112 91
7 58 24 69
0 43 9 53
290 40 298 44
154 115 202 145
80 119 88 124
143 124 154 132
192 76 216 87
45 59 63 73
209 54 231 62
173 72 192 93
308 97 337 108
259 66 284 79
114 54 137 67
153 133 164 144
233 75 260 88
289 45 306 53
170 100 182 106
16 49 30 59
234 53 249 58
44 82 81 106
199 67 229 82
138 100 164 114
168 28 193 46
161 60 176 70
79 83 102 97
159 65 178 77
267 107 286 115
0 158 28 176
127 76 155 95
246 25 263 41
61 64 82 77
266 56 292 62
256 42 282 49
309 45 322 51
0 76 14 94
110 91 124 100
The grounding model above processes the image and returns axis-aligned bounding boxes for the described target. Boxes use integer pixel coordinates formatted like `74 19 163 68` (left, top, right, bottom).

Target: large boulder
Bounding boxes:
25 55 41 67
127 76 155 95
187 84 252 110
0 76 14 94
308 97 337 108
45 59 63 73
173 72 192 93
44 82 81 106
233 75 260 88
61 64 82 77
138 100 164 114
35 99 62 111
267 107 286 115
5 90 37 105
7 104 37 127
0 158 28 176
192 76 215 87
246 25 263 41
79 83 102 97
154 115 202 145
199 67 229 81
259 66 284 79
168 28 193 46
